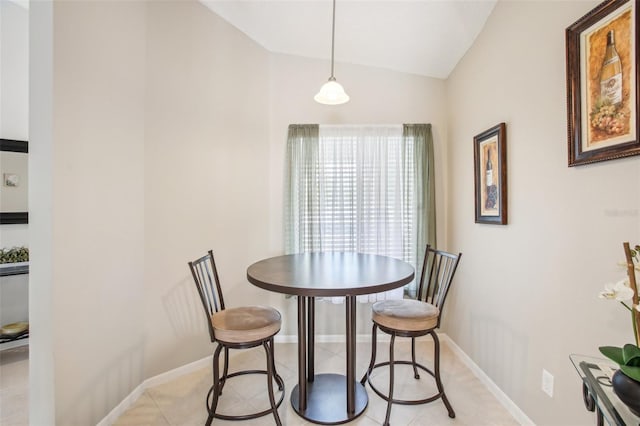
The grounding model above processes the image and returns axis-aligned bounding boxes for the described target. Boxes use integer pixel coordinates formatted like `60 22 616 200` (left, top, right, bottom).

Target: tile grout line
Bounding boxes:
144 389 174 426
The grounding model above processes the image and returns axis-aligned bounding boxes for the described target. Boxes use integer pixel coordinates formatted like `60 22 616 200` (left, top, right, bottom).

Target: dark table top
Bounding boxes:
247 252 414 297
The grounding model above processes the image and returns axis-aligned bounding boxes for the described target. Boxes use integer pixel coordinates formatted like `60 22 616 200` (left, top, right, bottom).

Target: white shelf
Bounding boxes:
0 262 29 277
0 336 28 350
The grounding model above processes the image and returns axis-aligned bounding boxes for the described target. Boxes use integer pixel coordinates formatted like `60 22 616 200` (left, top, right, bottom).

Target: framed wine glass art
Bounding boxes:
566 0 639 166
474 123 507 225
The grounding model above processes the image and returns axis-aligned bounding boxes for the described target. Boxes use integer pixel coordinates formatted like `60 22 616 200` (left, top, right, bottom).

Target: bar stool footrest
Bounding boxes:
367 360 455 417
206 369 285 421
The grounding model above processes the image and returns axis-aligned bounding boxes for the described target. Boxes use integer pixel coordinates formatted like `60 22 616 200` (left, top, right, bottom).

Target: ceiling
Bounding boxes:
200 0 497 79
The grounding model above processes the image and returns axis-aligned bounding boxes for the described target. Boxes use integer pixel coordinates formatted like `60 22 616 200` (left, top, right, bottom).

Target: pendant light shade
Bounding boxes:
315 0 349 105
314 77 350 105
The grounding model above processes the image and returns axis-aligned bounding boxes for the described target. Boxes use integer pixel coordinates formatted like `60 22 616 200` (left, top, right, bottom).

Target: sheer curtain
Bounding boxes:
284 123 436 301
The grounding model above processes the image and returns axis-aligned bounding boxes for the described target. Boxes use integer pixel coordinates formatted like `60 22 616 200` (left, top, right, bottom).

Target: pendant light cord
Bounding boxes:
330 0 336 80
314 0 349 105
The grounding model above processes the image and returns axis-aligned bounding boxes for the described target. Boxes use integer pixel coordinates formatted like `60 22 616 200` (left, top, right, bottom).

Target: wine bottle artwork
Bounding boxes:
484 146 497 210
474 123 505 223
599 30 622 105
589 29 626 137
565 0 638 166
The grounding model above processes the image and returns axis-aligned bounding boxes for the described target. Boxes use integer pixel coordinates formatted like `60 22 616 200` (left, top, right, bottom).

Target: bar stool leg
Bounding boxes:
361 324 378 384
207 344 224 426
384 333 396 426
431 331 455 418
263 340 283 426
270 339 284 391
219 347 229 395
411 337 420 379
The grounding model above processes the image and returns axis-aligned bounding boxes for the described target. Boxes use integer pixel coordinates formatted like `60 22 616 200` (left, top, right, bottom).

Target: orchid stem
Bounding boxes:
623 242 640 347
634 309 639 347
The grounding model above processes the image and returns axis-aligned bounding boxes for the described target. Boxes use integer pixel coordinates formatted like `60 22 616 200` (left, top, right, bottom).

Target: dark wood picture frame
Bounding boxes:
0 139 29 225
474 123 507 225
566 0 639 166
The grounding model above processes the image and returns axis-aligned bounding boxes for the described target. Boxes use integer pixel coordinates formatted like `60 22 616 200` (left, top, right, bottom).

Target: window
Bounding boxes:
284 124 435 299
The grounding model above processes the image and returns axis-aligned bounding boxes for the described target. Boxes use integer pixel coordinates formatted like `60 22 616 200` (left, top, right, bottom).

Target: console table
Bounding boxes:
570 354 640 425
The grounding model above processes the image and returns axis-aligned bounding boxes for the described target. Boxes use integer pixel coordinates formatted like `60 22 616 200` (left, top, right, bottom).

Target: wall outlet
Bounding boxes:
542 369 554 397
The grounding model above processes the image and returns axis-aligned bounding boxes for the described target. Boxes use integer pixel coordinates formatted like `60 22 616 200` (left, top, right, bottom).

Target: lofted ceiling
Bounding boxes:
200 0 497 79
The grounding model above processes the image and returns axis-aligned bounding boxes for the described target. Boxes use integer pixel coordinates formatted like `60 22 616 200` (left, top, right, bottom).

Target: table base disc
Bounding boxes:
290 373 368 425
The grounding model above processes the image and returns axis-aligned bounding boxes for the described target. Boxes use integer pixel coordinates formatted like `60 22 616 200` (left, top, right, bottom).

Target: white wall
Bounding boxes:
267 54 448 335
29 1 54 422
445 0 640 424
0 0 28 140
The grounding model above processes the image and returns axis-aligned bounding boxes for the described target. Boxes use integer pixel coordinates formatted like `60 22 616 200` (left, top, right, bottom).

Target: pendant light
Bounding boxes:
314 0 349 105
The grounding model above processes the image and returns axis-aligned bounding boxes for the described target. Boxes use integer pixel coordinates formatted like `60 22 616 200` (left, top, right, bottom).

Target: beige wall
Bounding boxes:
445 0 640 424
49 2 147 424
143 0 272 378
30 1 275 421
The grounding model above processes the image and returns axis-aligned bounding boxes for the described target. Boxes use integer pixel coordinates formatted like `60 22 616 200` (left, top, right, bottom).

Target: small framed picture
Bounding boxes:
474 123 507 225
3 173 19 187
566 0 639 166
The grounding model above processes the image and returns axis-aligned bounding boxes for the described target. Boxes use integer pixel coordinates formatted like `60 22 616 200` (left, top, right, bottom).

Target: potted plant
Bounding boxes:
0 246 29 264
599 242 640 416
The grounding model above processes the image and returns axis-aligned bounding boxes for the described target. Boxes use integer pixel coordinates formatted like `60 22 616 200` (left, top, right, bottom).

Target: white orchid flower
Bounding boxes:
599 279 634 301
598 283 616 299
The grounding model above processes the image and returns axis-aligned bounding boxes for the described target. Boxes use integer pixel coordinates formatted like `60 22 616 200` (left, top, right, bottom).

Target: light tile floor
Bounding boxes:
0 345 29 426
115 340 519 426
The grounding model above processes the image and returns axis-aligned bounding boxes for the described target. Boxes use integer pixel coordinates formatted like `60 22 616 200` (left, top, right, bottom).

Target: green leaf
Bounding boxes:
620 365 640 383
600 346 625 365
622 344 640 366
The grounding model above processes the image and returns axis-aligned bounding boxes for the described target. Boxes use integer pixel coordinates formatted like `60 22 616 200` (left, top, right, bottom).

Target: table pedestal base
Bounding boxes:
290 373 368 425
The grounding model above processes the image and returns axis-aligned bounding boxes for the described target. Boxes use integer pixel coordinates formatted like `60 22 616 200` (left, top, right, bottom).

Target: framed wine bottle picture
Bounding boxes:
474 123 507 225
566 0 639 166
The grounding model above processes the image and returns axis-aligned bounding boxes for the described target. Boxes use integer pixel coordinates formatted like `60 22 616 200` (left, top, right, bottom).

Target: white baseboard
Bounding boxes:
97 382 147 426
439 334 535 426
96 356 214 426
99 333 533 426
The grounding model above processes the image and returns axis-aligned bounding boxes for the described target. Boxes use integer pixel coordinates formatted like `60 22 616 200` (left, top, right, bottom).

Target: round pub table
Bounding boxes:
247 252 414 425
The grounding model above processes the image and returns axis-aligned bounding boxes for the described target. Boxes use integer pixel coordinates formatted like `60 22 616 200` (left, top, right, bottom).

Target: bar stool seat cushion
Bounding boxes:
372 299 439 332
211 305 281 344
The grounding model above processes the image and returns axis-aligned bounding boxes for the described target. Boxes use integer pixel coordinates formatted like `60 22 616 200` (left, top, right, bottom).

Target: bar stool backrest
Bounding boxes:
189 250 225 343
417 245 462 328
